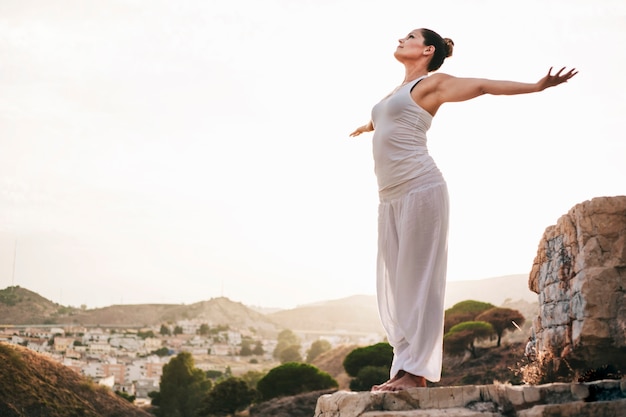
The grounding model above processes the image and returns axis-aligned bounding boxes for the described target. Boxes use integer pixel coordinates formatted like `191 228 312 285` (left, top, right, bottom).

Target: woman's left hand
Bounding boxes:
537 67 578 91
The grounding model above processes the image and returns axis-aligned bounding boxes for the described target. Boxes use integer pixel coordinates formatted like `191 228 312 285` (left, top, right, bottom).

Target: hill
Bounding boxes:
269 295 384 334
0 342 152 417
1 275 537 336
57 296 280 335
268 275 536 334
445 274 536 308
0 286 65 324
0 287 280 336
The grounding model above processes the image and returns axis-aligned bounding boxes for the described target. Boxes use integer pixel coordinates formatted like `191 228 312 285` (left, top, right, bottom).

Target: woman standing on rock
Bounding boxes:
350 28 576 392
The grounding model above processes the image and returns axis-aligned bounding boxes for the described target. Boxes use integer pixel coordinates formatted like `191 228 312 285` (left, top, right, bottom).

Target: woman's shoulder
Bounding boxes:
425 72 454 83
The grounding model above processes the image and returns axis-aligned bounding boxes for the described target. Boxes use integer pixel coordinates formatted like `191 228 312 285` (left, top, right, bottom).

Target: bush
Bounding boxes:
343 342 392 377
256 362 338 401
199 377 257 416
349 365 389 391
444 321 494 358
306 339 332 363
444 300 495 333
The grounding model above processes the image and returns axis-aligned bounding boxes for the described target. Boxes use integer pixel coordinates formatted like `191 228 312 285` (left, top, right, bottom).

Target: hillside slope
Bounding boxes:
0 342 152 417
1 275 536 335
58 296 280 335
269 295 384 334
0 287 280 336
0 286 66 325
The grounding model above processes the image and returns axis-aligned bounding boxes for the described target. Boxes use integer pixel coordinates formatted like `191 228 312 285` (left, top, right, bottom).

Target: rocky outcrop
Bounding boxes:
528 196 626 381
314 380 626 416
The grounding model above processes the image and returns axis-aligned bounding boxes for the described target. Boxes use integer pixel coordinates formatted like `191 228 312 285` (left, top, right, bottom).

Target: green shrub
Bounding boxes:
343 342 392 377
256 362 337 401
199 377 257 416
349 365 389 391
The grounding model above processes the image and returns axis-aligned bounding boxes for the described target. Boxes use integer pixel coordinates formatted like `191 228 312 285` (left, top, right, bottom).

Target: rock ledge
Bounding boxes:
314 380 626 416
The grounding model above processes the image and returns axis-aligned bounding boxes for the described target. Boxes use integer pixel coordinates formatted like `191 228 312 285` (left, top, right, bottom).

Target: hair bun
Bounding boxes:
443 38 454 58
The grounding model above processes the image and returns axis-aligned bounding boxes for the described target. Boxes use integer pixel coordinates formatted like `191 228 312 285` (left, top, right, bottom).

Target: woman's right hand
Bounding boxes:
349 122 374 137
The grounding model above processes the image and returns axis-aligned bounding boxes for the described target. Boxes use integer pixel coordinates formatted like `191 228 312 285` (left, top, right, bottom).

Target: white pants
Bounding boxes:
377 172 449 382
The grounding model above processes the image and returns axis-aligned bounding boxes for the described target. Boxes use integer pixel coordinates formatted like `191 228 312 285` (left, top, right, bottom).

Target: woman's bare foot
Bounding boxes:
377 372 426 391
371 370 405 391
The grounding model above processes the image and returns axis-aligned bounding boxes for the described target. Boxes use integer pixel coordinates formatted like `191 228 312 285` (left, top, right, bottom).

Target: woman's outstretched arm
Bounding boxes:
350 120 374 137
432 67 578 104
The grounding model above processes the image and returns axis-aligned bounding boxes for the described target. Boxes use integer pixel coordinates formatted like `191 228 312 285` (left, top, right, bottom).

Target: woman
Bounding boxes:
350 28 576 392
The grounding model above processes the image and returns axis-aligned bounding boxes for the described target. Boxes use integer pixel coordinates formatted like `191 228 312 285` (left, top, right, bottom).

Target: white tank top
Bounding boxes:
371 76 441 192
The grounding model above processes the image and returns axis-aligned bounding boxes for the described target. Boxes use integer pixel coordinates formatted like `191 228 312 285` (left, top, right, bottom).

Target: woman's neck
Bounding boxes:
402 64 429 84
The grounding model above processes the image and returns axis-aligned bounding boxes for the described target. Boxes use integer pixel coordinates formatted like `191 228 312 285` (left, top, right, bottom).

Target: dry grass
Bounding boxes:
0 342 153 417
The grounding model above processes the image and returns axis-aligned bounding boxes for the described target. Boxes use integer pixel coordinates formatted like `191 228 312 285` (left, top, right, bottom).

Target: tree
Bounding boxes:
306 339 332 363
173 325 184 335
278 344 302 363
240 370 266 389
273 329 301 362
152 352 212 417
256 362 337 401
151 347 171 357
476 307 526 347
199 377 257 416
443 321 494 358
159 324 171 336
138 330 156 339
343 342 393 377
444 300 495 333
240 340 253 356
198 323 210 336
205 370 224 380
115 390 135 403
252 341 264 355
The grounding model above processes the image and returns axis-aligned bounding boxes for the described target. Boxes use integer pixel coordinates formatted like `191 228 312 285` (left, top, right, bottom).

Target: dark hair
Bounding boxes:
420 28 454 72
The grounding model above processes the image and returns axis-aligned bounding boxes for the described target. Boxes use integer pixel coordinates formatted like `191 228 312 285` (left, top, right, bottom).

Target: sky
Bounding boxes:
1 0 625 310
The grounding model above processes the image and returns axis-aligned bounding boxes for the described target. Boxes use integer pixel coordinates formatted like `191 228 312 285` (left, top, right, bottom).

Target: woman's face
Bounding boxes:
394 29 429 61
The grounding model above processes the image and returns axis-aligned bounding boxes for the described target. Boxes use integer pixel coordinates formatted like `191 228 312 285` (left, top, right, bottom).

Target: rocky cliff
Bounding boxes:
529 195 626 381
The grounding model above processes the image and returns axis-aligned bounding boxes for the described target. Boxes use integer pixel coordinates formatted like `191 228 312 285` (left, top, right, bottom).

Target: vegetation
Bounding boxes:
475 307 525 347
199 377 257 416
198 323 210 335
306 339 332 363
239 337 264 356
137 330 156 339
273 329 302 363
342 342 392 377
150 347 171 357
150 352 213 417
444 321 494 358
349 365 390 391
342 342 393 390
0 286 21 306
159 324 171 336
256 362 338 401
444 300 495 333
278 344 303 363
239 370 266 389
0 343 152 417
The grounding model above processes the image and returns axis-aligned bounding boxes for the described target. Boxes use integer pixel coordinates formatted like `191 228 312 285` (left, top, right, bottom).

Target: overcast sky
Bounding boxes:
1 0 624 309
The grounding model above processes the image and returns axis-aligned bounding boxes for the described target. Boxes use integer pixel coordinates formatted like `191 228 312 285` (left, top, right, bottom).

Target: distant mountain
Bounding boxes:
0 343 152 417
0 287 280 336
445 274 536 308
0 275 537 334
269 275 537 334
269 294 384 335
57 297 280 333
